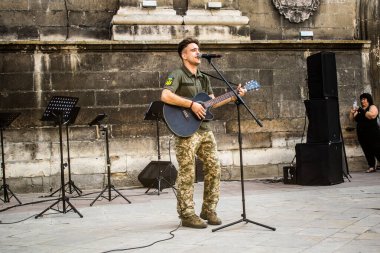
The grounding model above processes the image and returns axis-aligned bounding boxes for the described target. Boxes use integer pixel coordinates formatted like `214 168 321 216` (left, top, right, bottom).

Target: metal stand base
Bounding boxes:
145 176 176 196
35 196 83 219
90 184 131 206
213 217 276 232
0 183 22 204
48 180 82 197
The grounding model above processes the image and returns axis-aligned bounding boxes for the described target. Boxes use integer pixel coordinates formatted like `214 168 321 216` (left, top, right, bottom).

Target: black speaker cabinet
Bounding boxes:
138 161 177 189
304 98 341 143
296 143 344 186
307 52 338 99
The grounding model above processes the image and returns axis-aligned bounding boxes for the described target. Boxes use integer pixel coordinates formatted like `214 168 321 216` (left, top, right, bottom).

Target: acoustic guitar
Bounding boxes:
163 80 260 137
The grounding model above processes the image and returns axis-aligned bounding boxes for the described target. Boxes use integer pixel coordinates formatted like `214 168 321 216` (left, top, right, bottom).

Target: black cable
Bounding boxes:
101 221 181 253
0 213 36 224
71 191 147 200
101 180 179 252
0 197 59 213
0 198 60 224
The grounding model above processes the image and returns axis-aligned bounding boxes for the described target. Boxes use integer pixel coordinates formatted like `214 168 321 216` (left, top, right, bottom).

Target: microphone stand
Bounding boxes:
203 57 276 232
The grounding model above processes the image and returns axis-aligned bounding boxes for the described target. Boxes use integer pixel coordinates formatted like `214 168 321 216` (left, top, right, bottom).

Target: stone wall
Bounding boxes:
357 0 380 105
0 0 377 192
0 41 370 192
0 0 119 40
0 0 360 41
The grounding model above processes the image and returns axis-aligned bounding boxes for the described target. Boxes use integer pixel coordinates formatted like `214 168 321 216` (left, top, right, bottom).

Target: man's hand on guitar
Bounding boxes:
191 102 206 120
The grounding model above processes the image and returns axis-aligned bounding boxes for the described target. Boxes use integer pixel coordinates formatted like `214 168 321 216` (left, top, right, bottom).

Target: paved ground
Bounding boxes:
1 172 380 253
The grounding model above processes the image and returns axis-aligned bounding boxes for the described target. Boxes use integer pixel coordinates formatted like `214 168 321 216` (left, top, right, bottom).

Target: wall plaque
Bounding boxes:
272 0 320 23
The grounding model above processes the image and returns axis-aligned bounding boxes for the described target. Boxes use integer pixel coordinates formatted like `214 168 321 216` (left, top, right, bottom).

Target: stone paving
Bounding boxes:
1 172 380 253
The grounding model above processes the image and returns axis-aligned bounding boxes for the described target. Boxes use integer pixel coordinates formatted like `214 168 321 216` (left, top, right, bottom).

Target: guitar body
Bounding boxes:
162 79 260 137
163 92 214 137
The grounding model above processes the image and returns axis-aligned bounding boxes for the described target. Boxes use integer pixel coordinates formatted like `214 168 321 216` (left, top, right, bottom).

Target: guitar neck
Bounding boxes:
204 90 237 108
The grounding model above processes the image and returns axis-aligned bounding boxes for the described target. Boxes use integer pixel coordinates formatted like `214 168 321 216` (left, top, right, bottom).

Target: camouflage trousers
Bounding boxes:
175 130 221 218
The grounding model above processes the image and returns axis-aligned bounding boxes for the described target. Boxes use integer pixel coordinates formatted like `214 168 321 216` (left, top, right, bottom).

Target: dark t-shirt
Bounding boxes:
164 65 213 131
355 105 380 137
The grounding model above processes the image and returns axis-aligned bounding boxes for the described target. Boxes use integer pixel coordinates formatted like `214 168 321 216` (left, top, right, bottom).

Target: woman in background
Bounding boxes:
350 93 380 173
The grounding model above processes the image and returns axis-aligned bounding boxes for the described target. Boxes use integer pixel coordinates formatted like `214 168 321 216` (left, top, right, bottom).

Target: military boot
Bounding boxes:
181 214 208 229
200 210 222 225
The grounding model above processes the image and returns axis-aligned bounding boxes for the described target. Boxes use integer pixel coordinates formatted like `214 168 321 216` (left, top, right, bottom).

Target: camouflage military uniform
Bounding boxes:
164 65 221 218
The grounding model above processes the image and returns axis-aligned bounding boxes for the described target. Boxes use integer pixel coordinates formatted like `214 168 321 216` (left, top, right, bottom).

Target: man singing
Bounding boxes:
161 37 245 228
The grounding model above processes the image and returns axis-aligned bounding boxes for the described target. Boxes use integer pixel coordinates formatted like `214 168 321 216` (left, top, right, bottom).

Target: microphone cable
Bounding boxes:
0 197 60 224
100 222 181 253
100 173 181 252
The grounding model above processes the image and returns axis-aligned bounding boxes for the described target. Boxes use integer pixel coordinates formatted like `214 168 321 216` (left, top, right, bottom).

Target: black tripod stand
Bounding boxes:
48 106 82 197
89 114 131 206
201 57 276 232
0 112 22 204
36 96 83 218
142 101 177 195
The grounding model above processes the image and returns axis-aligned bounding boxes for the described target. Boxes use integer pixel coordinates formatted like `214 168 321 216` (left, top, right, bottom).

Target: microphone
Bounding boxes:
198 53 222 59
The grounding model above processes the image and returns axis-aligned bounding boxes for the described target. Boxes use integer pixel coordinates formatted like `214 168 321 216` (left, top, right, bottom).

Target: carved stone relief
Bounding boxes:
272 0 320 23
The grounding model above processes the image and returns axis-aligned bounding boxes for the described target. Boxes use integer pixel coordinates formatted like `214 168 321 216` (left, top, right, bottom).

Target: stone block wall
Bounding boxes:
0 0 119 40
0 0 359 41
239 0 357 40
0 41 370 192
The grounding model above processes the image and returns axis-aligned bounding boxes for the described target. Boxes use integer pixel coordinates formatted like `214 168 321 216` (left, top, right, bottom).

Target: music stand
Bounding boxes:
48 106 82 197
143 101 177 195
0 112 22 204
36 96 83 218
89 114 131 206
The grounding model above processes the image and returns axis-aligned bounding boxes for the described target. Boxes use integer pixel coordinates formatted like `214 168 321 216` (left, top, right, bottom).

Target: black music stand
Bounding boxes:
36 96 83 218
48 107 82 197
143 101 177 195
89 114 131 206
0 112 22 204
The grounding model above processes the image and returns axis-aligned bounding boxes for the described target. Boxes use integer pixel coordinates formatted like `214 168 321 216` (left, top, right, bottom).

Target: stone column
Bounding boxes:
184 0 250 40
112 0 183 40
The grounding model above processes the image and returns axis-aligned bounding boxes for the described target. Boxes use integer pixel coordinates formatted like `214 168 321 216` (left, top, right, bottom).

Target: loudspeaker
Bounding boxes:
307 52 338 99
296 143 343 185
304 98 341 143
138 161 177 189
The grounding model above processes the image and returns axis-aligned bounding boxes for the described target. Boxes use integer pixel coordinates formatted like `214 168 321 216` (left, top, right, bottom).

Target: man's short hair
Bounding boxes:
178 38 199 58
